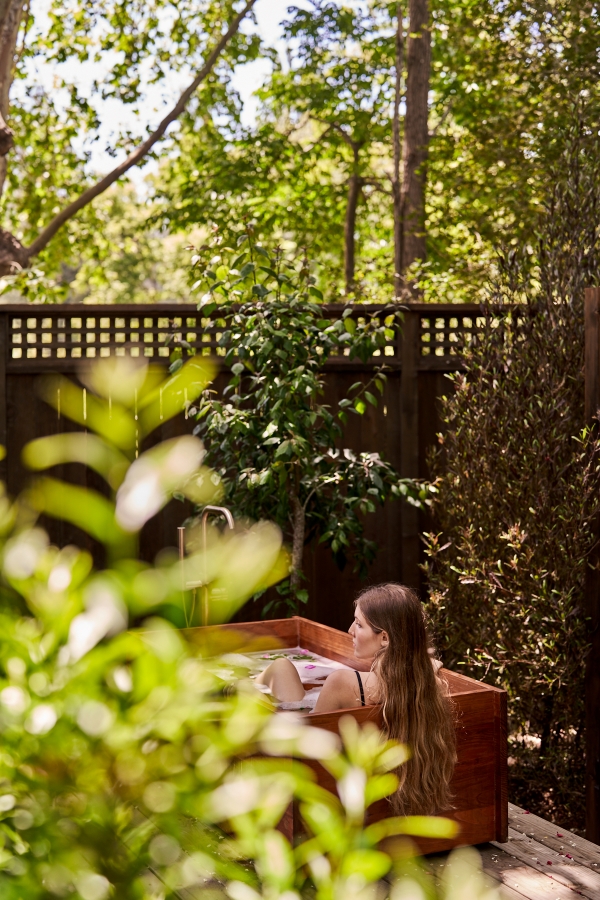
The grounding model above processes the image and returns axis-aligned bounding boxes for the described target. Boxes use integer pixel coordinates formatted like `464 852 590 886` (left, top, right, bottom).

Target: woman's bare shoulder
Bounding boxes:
312 668 361 713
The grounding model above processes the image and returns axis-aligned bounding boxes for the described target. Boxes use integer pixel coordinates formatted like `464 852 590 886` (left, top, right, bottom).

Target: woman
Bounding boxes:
256 583 456 814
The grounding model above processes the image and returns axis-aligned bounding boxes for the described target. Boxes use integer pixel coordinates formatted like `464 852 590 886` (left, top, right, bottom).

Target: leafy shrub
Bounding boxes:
424 124 600 831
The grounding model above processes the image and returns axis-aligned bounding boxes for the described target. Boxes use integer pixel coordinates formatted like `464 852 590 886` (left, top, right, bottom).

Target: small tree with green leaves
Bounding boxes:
187 229 430 614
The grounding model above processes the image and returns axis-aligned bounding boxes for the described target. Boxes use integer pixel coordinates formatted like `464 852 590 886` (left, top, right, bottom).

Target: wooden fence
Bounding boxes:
0 301 487 628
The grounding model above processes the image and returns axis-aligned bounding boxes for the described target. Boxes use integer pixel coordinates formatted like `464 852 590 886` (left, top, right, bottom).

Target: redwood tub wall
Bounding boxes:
185 616 508 852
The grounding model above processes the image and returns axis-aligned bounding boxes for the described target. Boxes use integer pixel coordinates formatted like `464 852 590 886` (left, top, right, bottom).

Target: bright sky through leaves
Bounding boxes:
21 0 301 185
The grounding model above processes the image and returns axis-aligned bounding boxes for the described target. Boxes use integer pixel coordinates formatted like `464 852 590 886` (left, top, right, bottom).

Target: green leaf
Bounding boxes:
365 391 377 407
341 850 391 881
231 252 248 269
275 440 291 458
262 421 278 438
232 363 245 376
258 266 280 278
354 399 366 415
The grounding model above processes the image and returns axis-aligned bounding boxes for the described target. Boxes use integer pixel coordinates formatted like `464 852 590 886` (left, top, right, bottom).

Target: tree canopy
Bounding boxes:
0 0 598 301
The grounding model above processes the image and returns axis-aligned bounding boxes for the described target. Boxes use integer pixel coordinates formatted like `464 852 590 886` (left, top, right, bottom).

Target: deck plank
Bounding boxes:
479 843 588 899
491 827 600 899
507 803 600 872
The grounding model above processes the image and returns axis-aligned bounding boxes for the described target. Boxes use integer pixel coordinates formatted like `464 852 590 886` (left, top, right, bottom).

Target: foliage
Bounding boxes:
2 1 599 302
187 230 431 614
21 354 221 567
423 124 600 831
66 187 203 304
420 0 600 300
156 0 600 306
0 488 449 898
0 357 504 899
0 0 261 288
156 0 397 299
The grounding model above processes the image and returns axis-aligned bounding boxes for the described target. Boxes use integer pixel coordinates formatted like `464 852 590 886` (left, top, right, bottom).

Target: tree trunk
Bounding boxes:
344 169 361 293
0 1 26 197
392 3 404 298
401 0 430 278
290 492 306 593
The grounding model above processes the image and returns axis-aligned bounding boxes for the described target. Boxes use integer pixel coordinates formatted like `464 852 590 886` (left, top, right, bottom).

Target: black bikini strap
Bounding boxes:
355 669 365 706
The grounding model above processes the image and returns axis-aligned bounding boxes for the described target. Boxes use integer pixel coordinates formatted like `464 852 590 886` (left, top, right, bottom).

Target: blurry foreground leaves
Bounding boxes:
0 481 501 899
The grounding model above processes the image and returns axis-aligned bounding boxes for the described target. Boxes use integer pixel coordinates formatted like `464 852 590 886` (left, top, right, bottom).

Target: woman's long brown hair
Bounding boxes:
356 583 456 815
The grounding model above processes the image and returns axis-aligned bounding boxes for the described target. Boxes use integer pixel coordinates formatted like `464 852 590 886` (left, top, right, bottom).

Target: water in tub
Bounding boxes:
223 648 352 711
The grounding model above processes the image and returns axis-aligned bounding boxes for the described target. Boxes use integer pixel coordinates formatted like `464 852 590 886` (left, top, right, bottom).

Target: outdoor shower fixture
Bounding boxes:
178 505 235 626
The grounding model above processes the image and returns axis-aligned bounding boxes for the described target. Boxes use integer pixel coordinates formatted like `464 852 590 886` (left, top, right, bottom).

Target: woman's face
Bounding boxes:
349 605 388 659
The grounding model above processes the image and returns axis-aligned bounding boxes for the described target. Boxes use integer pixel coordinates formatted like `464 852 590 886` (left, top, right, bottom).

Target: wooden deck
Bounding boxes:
429 802 600 899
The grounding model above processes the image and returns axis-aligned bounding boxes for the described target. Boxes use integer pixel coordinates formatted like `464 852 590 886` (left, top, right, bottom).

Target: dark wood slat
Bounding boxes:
0 301 515 621
400 310 420 588
496 689 509 841
0 313 7 485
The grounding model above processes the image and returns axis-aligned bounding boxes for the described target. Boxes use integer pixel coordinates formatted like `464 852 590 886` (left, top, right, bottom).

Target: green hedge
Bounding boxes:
424 124 600 832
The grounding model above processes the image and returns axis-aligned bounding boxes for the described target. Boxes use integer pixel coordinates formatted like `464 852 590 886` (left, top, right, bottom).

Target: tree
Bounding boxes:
391 2 404 297
186 229 430 613
418 0 600 300
0 0 260 276
6 0 596 305
400 0 430 280
159 0 400 298
160 0 435 300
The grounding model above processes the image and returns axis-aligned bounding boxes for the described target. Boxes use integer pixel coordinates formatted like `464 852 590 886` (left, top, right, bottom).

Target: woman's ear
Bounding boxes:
380 630 389 648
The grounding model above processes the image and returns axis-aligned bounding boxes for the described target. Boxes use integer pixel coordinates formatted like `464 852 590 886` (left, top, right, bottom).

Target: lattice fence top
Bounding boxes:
1 303 501 372
419 311 489 363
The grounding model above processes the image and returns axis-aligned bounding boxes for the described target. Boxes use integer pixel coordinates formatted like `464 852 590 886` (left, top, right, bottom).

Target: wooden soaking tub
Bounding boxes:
188 616 507 854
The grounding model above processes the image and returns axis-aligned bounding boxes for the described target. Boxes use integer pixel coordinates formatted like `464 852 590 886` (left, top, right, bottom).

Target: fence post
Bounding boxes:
0 311 7 487
400 308 420 590
584 286 600 842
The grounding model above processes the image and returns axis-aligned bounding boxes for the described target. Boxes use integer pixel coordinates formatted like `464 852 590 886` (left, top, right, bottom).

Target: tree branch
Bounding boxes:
362 176 391 195
26 0 257 259
311 116 361 153
429 95 454 139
